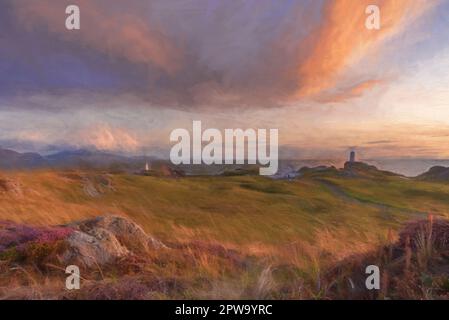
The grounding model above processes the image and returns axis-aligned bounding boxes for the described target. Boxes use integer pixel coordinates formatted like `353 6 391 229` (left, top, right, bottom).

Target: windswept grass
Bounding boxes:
1 169 449 299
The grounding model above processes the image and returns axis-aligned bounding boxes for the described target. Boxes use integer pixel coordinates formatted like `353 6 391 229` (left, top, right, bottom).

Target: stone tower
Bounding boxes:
349 151 355 162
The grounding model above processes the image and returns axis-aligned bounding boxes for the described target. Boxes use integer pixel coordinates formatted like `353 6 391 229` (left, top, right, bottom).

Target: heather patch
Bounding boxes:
0 221 73 260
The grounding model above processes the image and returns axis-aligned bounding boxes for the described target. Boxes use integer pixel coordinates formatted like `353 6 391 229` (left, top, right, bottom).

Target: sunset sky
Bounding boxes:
1 0 448 160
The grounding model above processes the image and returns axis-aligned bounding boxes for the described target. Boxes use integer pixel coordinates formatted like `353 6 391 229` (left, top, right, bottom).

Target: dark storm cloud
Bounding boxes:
0 0 439 111
0 0 324 110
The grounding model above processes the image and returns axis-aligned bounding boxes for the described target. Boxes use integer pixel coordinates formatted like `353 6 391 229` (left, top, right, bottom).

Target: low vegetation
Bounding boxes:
0 166 448 299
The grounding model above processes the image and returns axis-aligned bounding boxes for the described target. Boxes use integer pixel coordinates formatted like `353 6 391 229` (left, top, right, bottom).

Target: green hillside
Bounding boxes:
1 166 449 299
2 166 448 252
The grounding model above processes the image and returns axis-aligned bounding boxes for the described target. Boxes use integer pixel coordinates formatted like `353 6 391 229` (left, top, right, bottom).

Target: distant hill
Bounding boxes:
0 147 151 171
46 149 131 168
367 158 449 177
0 147 445 180
416 166 449 181
298 165 339 178
342 161 401 178
0 148 48 169
297 161 400 179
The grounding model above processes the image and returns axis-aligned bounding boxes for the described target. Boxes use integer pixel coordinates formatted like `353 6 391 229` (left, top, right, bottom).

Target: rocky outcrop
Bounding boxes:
63 228 129 268
0 216 165 269
64 216 166 267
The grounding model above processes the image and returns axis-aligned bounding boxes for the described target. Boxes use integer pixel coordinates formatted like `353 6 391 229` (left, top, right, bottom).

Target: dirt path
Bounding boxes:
316 178 427 218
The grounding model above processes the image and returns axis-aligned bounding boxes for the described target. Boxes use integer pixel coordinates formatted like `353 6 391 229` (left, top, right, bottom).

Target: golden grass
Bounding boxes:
1 169 449 299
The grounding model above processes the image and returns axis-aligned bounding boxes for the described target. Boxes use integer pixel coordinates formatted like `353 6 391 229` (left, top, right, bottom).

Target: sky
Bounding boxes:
1 0 449 160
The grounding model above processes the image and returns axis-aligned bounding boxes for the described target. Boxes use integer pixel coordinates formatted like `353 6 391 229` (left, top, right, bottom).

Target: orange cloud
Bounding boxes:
296 0 436 99
13 0 182 74
318 79 386 103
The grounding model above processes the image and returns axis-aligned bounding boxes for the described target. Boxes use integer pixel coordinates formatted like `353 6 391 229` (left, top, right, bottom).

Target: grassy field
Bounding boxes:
0 169 431 243
1 167 449 299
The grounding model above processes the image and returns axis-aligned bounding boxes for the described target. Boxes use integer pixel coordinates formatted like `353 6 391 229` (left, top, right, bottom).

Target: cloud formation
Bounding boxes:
1 0 448 159
296 0 436 100
1 0 439 110
317 79 386 103
78 124 139 152
12 0 182 73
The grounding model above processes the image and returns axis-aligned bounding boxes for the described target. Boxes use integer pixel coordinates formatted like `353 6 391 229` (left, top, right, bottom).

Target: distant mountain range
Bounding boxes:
0 147 155 171
46 149 131 167
0 148 48 169
2 147 449 181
